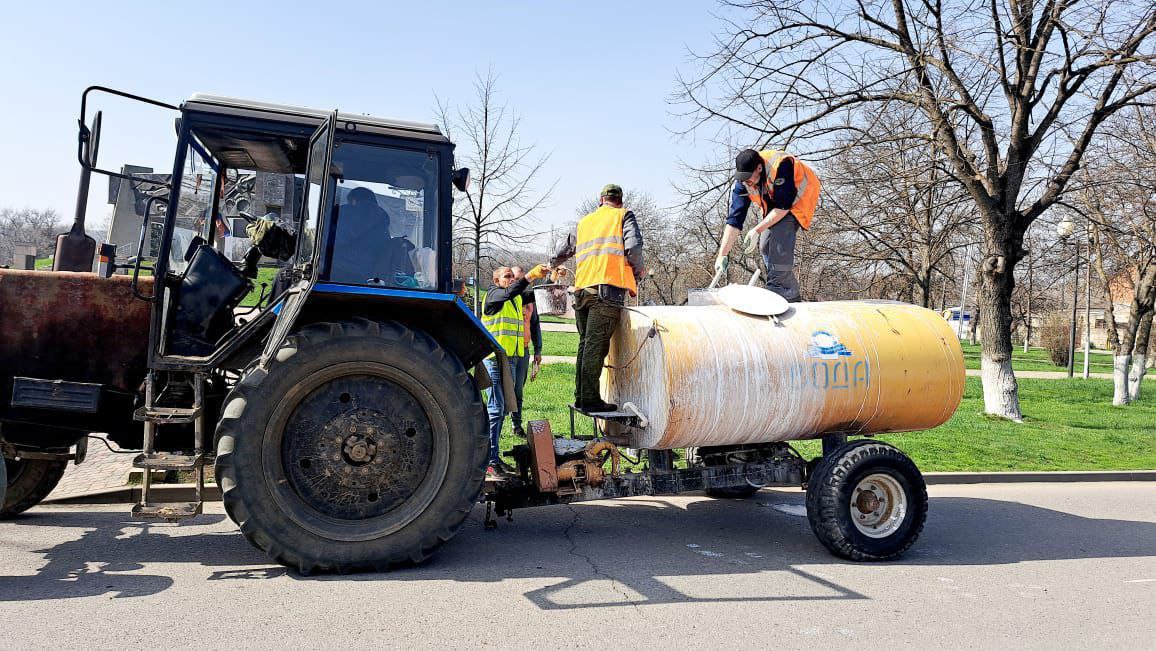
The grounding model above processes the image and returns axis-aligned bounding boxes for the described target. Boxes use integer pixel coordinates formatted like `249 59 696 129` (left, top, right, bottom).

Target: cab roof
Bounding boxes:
182 94 450 144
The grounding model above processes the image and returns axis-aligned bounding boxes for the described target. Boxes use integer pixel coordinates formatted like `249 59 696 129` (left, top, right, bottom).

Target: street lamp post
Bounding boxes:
1057 218 1080 378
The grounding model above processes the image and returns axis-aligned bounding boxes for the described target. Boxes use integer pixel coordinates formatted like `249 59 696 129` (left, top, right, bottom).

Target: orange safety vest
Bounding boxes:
748 150 821 230
573 205 638 296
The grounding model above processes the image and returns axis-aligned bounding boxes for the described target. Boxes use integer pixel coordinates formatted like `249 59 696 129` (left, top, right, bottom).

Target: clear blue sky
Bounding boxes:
0 1 728 241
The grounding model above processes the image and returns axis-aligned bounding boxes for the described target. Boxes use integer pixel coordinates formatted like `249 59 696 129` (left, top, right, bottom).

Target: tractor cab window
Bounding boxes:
322 142 439 290
168 139 219 274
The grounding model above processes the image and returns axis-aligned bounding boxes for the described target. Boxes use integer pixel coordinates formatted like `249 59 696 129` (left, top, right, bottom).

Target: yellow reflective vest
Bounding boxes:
574 205 638 296
481 291 524 357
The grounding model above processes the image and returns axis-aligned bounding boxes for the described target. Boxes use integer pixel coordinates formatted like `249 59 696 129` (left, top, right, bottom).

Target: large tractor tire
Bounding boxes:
215 319 488 574
1 457 68 518
805 440 927 561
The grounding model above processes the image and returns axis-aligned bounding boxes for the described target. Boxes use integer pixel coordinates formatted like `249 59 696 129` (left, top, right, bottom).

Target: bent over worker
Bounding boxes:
482 264 547 475
550 184 644 413
714 149 821 302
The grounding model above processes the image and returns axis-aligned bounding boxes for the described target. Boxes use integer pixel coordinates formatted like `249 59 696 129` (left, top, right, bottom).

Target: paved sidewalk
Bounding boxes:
48 441 135 501
541 322 577 333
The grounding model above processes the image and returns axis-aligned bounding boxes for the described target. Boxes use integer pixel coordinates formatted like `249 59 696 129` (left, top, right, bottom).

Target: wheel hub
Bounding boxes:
342 433 378 466
849 473 907 539
281 375 435 521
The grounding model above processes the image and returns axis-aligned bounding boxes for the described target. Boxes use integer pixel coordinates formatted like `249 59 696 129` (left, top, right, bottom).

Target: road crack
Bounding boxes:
562 504 641 612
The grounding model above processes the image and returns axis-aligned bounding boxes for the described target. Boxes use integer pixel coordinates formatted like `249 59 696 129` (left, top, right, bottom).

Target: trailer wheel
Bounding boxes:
215 319 488 573
805 440 926 561
1 457 68 518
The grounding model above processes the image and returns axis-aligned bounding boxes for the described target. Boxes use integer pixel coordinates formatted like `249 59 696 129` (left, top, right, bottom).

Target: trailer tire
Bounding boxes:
215 319 488 574
805 440 926 561
1 457 68 518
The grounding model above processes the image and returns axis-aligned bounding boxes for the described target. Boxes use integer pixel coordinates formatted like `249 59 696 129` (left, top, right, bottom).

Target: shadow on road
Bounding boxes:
1 491 1153 609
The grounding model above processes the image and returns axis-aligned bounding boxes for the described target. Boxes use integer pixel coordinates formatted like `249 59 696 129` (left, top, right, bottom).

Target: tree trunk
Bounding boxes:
978 241 1021 421
1113 353 1133 406
1129 312 1153 400
473 228 482 315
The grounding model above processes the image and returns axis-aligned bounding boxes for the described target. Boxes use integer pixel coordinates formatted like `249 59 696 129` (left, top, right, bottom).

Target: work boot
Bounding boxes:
491 458 517 475
579 399 618 414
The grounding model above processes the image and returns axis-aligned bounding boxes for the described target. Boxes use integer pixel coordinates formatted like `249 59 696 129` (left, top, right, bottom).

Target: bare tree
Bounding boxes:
677 1 1156 420
0 208 64 266
821 112 978 307
1074 107 1156 404
437 70 555 312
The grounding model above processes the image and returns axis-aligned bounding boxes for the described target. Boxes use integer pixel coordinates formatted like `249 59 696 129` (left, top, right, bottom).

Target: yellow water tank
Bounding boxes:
603 301 965 450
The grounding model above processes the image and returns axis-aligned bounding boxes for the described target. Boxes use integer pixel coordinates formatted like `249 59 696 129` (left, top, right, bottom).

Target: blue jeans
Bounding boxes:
484 357 516 464
511 353 530 429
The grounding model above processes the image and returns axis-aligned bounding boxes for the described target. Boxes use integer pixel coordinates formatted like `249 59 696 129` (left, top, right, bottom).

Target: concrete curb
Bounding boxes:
42 471 1155 505
922 470 1156 484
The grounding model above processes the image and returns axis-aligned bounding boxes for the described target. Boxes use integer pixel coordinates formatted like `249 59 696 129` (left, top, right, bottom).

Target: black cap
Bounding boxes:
734 149 762 182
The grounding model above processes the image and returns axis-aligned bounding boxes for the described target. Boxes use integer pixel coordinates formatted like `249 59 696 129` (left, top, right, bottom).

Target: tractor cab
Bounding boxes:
47 88 499 524
140 93 476 366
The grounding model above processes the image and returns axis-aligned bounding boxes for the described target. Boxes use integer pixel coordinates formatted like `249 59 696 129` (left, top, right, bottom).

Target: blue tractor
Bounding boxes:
1 88 507 572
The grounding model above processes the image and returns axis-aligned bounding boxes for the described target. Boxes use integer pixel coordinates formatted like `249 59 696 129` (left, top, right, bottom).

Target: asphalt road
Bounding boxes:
1 483 1153 649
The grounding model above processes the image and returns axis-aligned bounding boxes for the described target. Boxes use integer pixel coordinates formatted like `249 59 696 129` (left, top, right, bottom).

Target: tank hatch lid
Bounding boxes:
717 284 790 316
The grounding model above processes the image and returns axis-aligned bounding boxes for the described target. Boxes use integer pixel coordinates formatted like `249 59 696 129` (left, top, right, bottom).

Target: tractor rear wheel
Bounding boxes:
805 440 927 561
215 319 488 573
1 457 68 518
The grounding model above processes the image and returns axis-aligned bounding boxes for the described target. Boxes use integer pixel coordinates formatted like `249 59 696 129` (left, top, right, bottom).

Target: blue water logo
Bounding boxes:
807 330 852 359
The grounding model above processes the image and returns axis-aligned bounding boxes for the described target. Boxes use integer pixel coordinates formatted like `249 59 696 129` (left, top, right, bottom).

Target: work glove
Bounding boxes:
743 229 761 255
526 264 549 281
714 256 729 275
531 357 541 381
550 266 570 283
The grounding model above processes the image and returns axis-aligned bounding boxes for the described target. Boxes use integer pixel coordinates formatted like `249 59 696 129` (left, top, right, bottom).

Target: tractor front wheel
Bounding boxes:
1 457 68 518
215 319 488 573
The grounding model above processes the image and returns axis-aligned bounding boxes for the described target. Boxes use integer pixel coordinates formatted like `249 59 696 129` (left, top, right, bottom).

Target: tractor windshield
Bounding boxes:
322 142 439 290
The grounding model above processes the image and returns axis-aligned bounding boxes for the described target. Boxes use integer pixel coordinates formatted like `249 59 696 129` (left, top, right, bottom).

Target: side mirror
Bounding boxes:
452 167 471 192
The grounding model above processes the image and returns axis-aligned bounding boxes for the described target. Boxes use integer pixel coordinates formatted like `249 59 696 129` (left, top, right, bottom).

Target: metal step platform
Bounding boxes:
131 501 203 522
133 405 202 424
131 372 207 523
132 452 204 470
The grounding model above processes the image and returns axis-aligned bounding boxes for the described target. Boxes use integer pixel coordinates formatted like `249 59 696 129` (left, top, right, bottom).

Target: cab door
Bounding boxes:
257 112 338 368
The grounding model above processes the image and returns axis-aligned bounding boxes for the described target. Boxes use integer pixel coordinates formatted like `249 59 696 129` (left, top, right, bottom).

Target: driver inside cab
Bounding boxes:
329 186 415 286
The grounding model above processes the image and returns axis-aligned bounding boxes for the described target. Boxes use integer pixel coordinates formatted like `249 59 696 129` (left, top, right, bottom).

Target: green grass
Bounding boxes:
540 315 575 324
498 368 1156 472
960 342 1117 373
34 257 53 269
239 266 281 307
541 330 578 357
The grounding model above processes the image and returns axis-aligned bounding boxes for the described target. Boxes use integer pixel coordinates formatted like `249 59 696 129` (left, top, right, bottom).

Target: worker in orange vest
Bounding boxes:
549 184 644 413
714 149 821 302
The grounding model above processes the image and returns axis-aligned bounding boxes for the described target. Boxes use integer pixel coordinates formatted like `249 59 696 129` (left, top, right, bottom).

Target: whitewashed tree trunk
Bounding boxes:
981 357 1022 422
1128 357 1147 401
1113 354 1133 406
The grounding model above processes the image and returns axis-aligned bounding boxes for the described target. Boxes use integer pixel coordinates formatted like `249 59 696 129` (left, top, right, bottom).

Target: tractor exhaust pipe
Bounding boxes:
54 111 102 272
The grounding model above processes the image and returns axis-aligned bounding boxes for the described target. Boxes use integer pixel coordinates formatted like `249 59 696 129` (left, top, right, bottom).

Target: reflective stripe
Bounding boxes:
794 173 808 206
575 246 626 264
482 317 525 327
489 329 524 338
576 236 624 252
